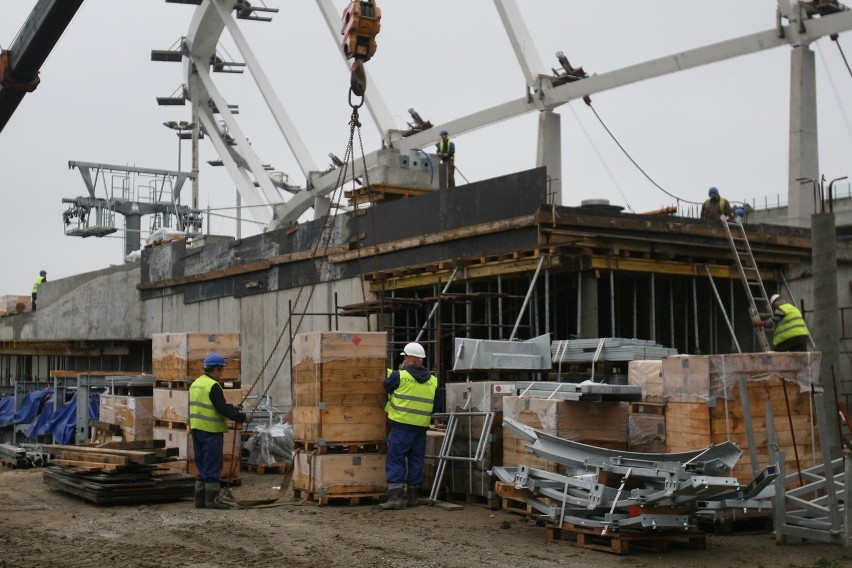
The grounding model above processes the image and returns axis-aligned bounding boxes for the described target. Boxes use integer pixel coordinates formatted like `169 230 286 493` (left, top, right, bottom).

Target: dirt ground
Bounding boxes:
0 468 849 568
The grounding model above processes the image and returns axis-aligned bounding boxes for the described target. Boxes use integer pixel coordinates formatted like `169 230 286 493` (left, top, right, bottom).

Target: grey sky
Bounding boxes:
1 1 851 295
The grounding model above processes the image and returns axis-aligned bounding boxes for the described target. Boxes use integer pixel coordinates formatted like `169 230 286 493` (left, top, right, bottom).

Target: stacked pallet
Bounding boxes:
662 352 822 483
151 332 244 481
291 331 388 506
42 441 193 505
502 396 629 474
627 360 666 453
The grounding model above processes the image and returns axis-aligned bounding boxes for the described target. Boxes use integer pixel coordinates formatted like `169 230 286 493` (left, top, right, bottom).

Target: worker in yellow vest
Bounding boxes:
751 294 811 352
31 270 46 311
379 342 438 510
189 353 248 509
436 130 455 188
700 187 734 221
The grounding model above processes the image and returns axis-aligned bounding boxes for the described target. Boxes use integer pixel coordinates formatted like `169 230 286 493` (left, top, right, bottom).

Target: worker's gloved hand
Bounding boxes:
751 318 764 328
237 412 248 424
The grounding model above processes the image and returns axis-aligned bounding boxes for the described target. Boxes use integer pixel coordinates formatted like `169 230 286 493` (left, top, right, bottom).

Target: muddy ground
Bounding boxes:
0 468 848 568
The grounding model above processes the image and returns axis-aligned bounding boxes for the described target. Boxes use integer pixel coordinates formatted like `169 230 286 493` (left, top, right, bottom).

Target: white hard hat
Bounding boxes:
769 294 782 306
402 342 426 359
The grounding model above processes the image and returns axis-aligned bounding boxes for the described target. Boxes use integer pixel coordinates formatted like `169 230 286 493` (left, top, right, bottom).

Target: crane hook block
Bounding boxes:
340 1 381 63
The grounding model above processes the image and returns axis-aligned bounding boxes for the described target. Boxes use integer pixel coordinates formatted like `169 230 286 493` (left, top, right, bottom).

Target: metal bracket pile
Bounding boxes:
493 418 777 533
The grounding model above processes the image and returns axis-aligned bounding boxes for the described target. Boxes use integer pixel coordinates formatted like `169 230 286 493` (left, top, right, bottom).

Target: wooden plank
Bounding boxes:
44 444 157 465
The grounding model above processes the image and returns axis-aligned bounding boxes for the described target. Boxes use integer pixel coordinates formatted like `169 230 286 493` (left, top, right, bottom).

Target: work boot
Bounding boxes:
405 485 420 508
204 481 232 510
378 484 406 510
194 480 206 509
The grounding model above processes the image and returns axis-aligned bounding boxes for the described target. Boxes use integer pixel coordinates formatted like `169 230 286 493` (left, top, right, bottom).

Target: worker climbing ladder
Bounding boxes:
719 216 772 351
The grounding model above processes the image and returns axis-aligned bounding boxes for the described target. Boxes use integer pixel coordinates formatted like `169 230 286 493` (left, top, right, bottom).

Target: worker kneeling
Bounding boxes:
379 342 438 510
189 353 248 509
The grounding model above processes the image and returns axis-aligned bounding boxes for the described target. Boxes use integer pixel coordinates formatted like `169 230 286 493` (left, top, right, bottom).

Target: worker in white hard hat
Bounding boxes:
751 294 811 351
378 342 438 510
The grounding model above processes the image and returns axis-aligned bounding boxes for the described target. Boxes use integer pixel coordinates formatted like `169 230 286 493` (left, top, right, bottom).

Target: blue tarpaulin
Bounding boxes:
45 394 99 445
0 397 14 427
13 387 52 424
24 394 56 438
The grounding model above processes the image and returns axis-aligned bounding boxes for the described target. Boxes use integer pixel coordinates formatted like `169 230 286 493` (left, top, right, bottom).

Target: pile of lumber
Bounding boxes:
0 443 27 468
42 441 194 505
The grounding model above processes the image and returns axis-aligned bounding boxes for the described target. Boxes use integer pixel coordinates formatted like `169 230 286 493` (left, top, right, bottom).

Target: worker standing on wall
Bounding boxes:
31 270 46 311
189 353 247 509
751 294 811 352
700 187 734 221
436 130 455 188
379 342 438 510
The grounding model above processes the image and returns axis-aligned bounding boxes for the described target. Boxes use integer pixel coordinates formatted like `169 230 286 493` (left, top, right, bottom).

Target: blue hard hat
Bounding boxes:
708 187 719 197
39 270 46 276
439 129 448 135
203 353 226 367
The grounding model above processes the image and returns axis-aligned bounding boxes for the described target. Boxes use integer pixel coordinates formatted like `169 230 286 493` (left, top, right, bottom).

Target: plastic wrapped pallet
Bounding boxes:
151 332 241 382
627 360 663 402
98 395 153 441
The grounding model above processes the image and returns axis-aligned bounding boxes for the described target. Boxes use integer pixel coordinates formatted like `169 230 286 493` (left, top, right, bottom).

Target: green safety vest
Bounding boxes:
385 369 438 428
189 374 228 433
772 303 810 347
32 276 45 294
438 140 454 160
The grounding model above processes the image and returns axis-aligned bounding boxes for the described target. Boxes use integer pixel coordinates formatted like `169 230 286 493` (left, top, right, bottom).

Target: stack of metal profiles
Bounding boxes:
493 418 777 532
515 381 643 402
551 338 677 363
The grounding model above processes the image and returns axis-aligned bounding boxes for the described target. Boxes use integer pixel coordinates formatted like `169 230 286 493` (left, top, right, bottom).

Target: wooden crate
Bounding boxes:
628 403 666 453
627 360 663 403
152 332 241 381
98 395 154 441
292 451 386 496
152 386 245 424
502 397 629 473
662 353 822 482
292 331 388 445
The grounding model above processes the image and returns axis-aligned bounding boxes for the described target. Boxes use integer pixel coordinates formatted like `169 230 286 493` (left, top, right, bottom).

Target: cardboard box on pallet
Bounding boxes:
661 352 822 483
151 332 241 382
502 396 629 473
291 331 388 445
98 395 154 441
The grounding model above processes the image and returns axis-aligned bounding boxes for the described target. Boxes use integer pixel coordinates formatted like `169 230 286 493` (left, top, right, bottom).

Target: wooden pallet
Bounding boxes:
154 419 189 430
445 491 501 510
694 510 773 534
292 488 385 507
244 462 288 475
545 523 706 555
293 440 386 455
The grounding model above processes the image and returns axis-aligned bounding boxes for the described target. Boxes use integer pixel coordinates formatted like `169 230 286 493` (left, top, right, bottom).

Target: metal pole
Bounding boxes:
692 277 700 354
609 269 615 337
236 189 241 240
544 268 550 336
509 255 546 341
669 281 674 349
190 69 200 210
632 278 637 338
650 273 656 342
705 265 742 353
415 267 458 343
576 271 582 337
498 274 504 339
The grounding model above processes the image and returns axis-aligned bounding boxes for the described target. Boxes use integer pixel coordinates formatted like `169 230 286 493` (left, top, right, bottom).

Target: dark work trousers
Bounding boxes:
775 335 809 352
191 429 224 482
385 421 427 485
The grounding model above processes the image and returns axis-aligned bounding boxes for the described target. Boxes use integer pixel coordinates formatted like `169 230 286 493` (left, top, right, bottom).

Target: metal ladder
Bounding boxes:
719 217 772 352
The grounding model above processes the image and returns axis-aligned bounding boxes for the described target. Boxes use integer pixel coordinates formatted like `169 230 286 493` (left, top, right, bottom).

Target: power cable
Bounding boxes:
830 33 852 77
583 96 702 208
568 102 634 212
819 40 852 148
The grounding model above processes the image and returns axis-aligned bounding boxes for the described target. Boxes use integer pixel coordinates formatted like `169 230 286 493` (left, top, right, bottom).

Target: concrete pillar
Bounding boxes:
788 46 819 228
812 212 841 460
124 214 141 257
580 270 598 338
536 110 562 205
313 196 331 220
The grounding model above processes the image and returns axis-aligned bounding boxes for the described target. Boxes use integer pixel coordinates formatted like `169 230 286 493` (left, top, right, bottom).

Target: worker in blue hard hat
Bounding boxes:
700 187 735 221
31 270 46 311
436 129 456 188
189 352 247 509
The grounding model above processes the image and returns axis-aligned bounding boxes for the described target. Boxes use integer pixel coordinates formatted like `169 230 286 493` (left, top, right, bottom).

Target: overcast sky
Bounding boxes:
1 1 852 295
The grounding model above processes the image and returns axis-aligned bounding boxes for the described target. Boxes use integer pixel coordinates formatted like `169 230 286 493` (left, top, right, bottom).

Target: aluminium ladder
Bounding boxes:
719 217 772 352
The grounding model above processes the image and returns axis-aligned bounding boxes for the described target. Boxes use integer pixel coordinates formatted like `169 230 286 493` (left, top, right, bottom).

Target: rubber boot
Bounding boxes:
194 480 206 509
378 484 406 510
204 481 232 510
405 485 420 508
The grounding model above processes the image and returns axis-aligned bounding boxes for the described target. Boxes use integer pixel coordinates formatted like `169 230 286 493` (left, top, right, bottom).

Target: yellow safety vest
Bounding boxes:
438 140 454 160
385 369 438 428
32 276 45 294
189 375 228 433
772 303 810 347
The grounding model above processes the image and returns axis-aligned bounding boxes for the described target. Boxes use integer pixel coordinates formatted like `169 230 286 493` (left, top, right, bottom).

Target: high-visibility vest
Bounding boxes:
32 276 45 294
772 303 810 347
438 140 454 160
189 375 228 433
385 369 438 427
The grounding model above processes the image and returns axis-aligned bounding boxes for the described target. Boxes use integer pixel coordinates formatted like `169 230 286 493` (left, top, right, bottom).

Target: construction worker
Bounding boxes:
379 342 438 510
700 187 734 221
752 294 811 352
189 353 247 509
436 130 455 188
31 270 46 311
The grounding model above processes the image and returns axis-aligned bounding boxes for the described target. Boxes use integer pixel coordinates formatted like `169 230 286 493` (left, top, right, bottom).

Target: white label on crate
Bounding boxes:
269 425 286 438
492 384 515 394
128 398 136 410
